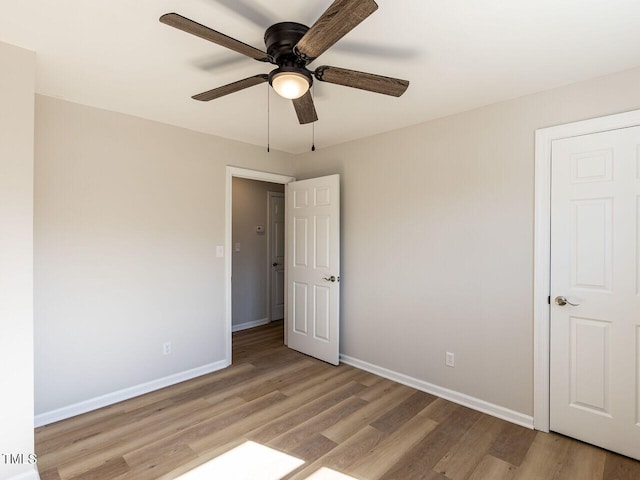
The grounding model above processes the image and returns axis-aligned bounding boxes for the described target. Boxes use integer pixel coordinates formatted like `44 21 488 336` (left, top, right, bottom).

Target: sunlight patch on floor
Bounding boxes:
175 440 360 480
304 467 359 479
175 441 304 480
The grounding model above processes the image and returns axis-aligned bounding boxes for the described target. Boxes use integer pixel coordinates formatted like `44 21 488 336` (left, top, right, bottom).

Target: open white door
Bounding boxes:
285 174 340 365
550 126 640 460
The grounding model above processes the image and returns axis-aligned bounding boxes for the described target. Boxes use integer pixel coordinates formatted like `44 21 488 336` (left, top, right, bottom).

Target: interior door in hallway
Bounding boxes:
269 192 285 321
550 125 640 460
286 174 340 365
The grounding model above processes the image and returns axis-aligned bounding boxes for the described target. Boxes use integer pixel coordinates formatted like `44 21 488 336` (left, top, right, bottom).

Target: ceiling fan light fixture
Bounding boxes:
271 70 310 99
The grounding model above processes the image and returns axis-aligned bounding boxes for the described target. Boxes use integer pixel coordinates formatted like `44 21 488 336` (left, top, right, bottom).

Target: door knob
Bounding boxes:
555 296 580 306
272 262 279 267
323 275 337 282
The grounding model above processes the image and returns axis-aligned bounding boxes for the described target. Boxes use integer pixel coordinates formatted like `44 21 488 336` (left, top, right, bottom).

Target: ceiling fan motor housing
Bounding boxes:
264 22 309 67
265 22 314 91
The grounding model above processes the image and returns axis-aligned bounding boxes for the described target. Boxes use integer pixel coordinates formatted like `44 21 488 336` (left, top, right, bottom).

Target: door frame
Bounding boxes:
533 109 640 432
225 166 296 365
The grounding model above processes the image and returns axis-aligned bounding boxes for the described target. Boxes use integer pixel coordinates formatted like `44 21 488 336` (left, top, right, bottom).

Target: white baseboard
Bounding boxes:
232 318 269 332
339 354 534 429
34 360 229 427
8 466 40 480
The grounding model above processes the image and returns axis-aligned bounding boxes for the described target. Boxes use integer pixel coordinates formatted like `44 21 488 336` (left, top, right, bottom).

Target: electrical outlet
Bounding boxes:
445 352 455 367
163 341 172 355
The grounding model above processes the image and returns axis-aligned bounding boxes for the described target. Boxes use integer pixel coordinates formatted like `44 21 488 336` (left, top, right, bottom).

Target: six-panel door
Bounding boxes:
550 126 640 460
286 174 340 365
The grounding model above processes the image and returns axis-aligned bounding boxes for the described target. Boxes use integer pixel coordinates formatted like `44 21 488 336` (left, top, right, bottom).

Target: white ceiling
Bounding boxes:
2 0 640 154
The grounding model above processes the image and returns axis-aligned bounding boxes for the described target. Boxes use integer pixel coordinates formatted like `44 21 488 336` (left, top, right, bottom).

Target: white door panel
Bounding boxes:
269 193 285 321
550 126 640 460
286 174 340 365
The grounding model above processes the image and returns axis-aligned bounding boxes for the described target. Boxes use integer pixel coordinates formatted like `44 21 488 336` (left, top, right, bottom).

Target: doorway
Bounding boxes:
225 167 295 364
231 178 284 332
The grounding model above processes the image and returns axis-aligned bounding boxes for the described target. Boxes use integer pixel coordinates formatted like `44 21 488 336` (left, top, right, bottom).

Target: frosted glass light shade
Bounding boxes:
272 72 310 99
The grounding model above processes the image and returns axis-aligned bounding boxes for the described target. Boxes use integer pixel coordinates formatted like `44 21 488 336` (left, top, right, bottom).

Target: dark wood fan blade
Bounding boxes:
294 0 378 63
192 74 269 101
292 91 318 124
160 13 272 63
314 66 409 97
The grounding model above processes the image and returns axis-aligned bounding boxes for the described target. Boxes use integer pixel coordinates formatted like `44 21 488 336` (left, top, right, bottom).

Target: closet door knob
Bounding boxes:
555 296 580 306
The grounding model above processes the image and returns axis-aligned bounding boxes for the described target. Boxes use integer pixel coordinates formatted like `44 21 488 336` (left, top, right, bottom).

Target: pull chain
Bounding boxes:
267 84 270 153
311 83 316 152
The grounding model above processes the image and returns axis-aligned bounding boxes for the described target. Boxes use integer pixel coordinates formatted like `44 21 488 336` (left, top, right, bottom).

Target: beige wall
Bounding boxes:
291 66 640 416
232 178 284 329
0 42 36 480
30 62 640 423
34 96 293 416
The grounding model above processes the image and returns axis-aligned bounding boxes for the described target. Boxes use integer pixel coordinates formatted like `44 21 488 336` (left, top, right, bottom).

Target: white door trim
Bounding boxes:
225 166 295 364
533 109 640 432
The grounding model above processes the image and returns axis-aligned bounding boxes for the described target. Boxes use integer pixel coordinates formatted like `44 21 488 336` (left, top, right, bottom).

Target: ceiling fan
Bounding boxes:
160 0 409 124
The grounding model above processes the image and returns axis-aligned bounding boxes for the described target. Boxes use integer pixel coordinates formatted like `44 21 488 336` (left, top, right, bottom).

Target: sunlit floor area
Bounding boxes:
35 321 640 480
173 441 356 480
174 441 304 480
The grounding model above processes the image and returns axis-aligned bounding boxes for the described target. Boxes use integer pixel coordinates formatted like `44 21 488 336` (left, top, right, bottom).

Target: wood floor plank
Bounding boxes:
269 396 368 456
285 425 388 480
246 381 367 445
323 382 414 444
234 360 326 402
346 406 439 480
153 390 288 453
489 421 537 467
603 451 640 480
356 377 398 402
553 440 606 480
278 364 361 397
422 396 464 423
199 358 317 404
115 443 198 480
514 432 573 480
289 433 338 464
370 390 437 434
468 455 516 480
63 456 129 480
153 438 249 480
433 414 506 480
378 405 482 480
38 468 62 480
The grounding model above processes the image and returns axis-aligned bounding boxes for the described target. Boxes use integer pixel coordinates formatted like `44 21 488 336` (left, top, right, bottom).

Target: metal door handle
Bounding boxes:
323 275 337 282
272 262 279 267
555 296 580 306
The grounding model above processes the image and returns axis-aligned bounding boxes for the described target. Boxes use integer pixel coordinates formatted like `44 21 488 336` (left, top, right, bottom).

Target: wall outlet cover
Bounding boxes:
445 352 455 367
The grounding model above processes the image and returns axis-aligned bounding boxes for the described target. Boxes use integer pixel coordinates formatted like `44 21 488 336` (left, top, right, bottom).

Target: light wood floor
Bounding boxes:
35 321 640 480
